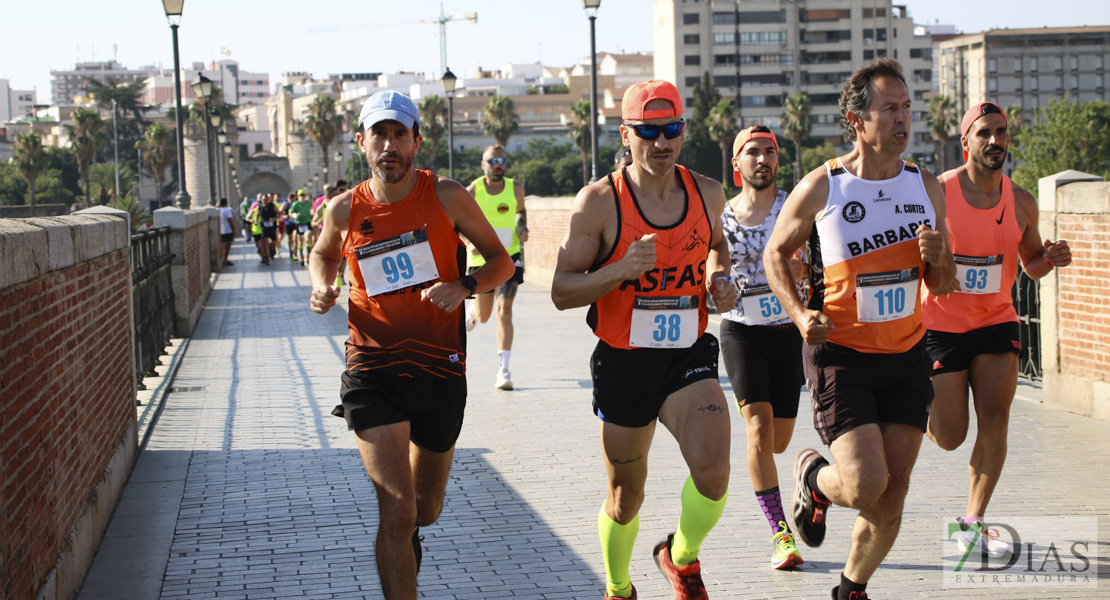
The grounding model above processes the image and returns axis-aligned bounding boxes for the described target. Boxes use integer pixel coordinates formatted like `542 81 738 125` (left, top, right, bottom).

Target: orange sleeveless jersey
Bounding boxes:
922 173 1021 333
589 165 711 349
342 170 467 377
809 158 933 354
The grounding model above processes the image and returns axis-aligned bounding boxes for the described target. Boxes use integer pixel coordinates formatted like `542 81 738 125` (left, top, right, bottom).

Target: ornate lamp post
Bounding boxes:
162 0 191 208
442 69 457 180
216 130 227 200
205 101 223 206
189 73 215 205
583 0 602 183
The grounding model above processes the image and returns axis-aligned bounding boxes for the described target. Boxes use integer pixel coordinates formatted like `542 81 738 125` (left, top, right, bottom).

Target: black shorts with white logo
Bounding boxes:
926 321 1021 375
803 337 933 446
590 333 720 428
468 252 524 287
719 319 804 419
333 370 467 453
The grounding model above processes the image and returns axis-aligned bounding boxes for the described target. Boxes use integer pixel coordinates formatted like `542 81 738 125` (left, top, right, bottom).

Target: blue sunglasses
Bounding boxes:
625 119 685 141
484 157 507 165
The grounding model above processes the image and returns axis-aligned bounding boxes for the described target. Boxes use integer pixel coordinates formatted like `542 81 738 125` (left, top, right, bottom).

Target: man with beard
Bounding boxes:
463 144 528 390
308 90 513 600
718 126 808 570
764 58 957 600
922 102 1071 558
552 79 737 600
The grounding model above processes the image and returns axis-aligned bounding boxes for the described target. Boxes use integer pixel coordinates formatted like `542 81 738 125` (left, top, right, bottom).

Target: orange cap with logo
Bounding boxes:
622 80 684 121
960 102 1006 162
731 127 779 187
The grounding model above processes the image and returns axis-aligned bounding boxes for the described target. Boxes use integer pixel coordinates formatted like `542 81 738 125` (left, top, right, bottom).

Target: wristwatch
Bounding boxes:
459 274 478 295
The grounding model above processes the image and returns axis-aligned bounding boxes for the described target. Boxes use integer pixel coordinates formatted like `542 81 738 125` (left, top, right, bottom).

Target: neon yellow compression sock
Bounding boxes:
671 475 727 566
598 507 639 598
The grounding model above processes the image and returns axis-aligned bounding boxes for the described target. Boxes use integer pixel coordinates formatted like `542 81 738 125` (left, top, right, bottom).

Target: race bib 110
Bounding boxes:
855 268 919 323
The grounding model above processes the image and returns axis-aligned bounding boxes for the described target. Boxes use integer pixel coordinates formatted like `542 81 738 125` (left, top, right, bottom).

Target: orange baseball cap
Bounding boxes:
960 102 1006 161
622 80 683 121
731 127 779 187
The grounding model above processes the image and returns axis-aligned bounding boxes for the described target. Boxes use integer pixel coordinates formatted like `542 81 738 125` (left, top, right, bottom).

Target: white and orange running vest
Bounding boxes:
808 158 933 354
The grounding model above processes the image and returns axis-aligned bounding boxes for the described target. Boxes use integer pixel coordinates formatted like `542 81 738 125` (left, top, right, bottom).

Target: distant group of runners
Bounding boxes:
303 58 1072 600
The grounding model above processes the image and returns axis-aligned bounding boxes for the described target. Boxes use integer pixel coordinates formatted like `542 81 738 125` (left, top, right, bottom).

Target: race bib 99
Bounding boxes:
355 228 439 296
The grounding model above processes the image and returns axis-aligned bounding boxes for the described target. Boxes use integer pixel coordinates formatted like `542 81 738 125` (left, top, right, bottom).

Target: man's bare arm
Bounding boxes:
694 173 737 313
919 169 958 295
1013 184 1071 279
308 191 351 314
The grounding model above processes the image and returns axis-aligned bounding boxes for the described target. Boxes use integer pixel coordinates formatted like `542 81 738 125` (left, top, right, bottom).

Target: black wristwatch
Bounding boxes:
459 275 478 295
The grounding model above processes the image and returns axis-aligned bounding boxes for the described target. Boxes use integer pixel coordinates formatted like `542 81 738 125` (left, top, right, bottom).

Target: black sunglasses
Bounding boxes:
979 103 1002 116
625 119 685 141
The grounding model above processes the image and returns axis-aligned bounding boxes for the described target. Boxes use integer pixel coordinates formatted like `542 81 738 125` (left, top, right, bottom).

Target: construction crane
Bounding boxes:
308 4 477 74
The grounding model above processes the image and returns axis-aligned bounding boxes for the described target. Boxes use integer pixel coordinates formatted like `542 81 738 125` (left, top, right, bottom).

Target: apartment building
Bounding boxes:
653 0 937 162
50 60 156 105
938 26 1110 118
142 60 271 108
0 80 37 121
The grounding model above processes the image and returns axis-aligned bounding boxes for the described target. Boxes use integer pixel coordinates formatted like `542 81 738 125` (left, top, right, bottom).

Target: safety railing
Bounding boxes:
1013 267 1041 381
130 227 177 391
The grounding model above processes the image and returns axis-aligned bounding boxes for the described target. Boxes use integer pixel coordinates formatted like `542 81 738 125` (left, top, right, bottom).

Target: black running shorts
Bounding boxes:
333 370 467 453
926 321 1020 375
262 226 278 240
590 333 720 428
468 252 524 288
803 337 933 446
719 319 804 419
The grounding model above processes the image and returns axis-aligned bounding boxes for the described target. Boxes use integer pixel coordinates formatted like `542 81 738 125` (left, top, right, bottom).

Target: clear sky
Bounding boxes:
3 0 1108 105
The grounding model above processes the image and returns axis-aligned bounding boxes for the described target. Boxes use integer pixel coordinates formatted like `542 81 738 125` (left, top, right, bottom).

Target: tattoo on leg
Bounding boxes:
498 280 519 300
609 455 643 465
696 404 726 415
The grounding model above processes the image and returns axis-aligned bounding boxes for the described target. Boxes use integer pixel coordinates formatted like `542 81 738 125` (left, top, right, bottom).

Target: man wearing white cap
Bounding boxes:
308 89 513 599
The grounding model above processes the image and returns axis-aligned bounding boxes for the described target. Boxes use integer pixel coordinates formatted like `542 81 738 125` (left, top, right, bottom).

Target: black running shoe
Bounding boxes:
792 448 831 547
831 586 869 599
412 526 423 573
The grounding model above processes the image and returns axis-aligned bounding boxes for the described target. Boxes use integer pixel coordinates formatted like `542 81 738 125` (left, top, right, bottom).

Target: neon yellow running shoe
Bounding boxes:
771 521 804 569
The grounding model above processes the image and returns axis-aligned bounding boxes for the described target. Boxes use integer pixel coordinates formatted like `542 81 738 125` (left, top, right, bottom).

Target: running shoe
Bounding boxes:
495 369 513 390
956 518 1013 558
603 584 637 600
831 586 869 599
652 534 708 600
412 526 423 573
791 448 832 547
771 521 804 569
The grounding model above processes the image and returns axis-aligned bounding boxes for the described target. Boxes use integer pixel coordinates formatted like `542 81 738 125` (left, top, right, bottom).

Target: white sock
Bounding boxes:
499 350 511 372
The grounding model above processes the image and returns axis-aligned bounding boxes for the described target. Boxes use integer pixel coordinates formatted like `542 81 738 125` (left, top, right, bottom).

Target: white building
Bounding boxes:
0 80 37 122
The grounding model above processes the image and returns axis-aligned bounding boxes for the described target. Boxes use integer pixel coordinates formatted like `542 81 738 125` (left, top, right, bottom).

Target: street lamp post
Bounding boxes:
583 0 602 183
190 73 215 206
162 0 191 209
442 69 457 180
334 150 343 184
223 143 232 200
204 100 223 207
216 131 227 200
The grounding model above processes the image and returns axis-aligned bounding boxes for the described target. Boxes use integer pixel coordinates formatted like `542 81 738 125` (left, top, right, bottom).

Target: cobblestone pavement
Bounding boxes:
78 240 1109 600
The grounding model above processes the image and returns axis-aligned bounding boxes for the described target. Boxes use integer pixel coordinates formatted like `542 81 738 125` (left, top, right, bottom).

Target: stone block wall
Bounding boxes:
0 215 137 600
522 196 574 284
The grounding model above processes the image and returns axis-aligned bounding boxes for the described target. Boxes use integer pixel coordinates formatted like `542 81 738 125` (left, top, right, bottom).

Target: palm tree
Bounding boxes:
84 76 151 124
14 132 47 216
782 93 813 187
418 95 448 171
1004 104 1026 131
64 107 106 206
567 99 593 186
137 122 176 202
927 95 957 172
706 99 738 186
303 95 344 182
481 95 520 147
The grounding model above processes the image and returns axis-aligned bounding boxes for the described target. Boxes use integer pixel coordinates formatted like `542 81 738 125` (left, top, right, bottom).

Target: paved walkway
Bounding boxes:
78 240 1108 600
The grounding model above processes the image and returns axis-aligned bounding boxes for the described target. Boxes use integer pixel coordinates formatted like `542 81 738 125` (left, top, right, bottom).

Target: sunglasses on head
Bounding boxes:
625 119 685 141
485 157 506 165
980 103 1002 117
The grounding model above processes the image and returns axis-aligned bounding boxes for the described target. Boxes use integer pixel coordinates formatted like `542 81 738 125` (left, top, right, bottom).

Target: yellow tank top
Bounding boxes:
468 177 519 268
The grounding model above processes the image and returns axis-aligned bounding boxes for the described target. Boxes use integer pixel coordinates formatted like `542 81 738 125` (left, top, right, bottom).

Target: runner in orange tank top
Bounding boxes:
308 90 513 600
764 58 958 600
921 102 1072 559
551 79 737 600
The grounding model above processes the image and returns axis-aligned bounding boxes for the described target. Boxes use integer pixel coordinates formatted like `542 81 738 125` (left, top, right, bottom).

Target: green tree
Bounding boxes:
303 95 344 179
14 132 47 215
927 95 957 173
108 193 152 233
481 95 520 147
1011 97 1110 195
567 99 593 187
43 146 82 204
90 162 137 202
84 76 152 166
64 107 106 206
782 93 813 186
137 121 176 202
682 71 723 178
706 99 738 188
1004 105 1027 131
417 95 448 171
